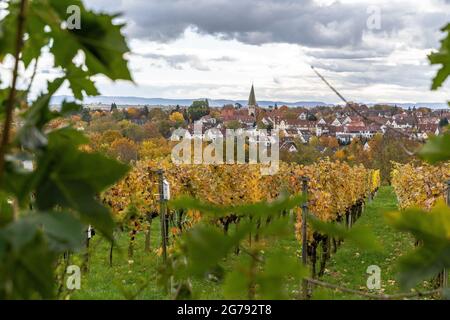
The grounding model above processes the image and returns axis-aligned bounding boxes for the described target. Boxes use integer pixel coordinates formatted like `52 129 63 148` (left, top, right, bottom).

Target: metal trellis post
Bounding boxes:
157 169 168 263
301 176 310 299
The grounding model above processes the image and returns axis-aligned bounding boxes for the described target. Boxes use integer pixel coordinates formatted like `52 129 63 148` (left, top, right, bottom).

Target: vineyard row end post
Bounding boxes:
301 176 310 299
443 180 450 294
157 169 168 263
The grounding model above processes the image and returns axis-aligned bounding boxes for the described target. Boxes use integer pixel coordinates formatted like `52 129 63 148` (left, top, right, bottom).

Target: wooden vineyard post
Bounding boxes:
301 176 310 299
157 169 168 263
443 180 450 296
82 225 93 272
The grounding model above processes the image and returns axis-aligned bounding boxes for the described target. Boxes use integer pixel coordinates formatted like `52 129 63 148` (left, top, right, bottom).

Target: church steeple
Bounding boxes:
248 84 257 117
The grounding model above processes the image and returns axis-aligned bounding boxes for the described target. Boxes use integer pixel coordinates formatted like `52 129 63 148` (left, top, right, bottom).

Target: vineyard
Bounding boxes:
101 159 381 280
390 162 450 290
391 162 450 210
2 0 450 303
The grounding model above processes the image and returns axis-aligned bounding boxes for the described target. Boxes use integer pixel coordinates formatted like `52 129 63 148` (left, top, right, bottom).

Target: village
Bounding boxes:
83 85 450 155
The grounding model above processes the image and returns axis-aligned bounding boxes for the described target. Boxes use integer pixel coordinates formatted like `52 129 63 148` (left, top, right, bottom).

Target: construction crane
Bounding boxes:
310 65 419 154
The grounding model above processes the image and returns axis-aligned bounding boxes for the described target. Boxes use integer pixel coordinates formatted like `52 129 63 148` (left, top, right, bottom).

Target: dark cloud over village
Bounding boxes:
80 0 450 102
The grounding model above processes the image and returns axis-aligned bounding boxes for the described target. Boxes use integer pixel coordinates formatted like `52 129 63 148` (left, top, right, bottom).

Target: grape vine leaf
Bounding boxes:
0 219 55 299
385 202 450 289
308 214 383 252
182 223 251 277
43 0 132 81
419 132 450 164
429 23 450 90
170 194 305 219
32 128 129 239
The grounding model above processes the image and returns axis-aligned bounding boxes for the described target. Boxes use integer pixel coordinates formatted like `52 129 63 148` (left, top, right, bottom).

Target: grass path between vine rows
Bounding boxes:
72 186 434 300
317 186 434 299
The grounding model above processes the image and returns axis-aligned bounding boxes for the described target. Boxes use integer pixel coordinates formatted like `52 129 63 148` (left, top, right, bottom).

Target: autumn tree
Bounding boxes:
225 120 242 130
188 99 210 121
148 108 167 121
126 107 142 120
139 138 172 160
101 130 123 145
118 120 145 142
81 108 92 123
110 138 138 163
111 102 118 112
143 121 163 139
158 120 172 138
169 111 185 127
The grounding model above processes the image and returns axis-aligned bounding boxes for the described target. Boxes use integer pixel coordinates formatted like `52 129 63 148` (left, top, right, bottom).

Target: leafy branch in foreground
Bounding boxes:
429 23 450 91
160 195 308 300
159 194 383 300
384 21 450 294
0 0 131 299
422 22 450 164
385 202 450 290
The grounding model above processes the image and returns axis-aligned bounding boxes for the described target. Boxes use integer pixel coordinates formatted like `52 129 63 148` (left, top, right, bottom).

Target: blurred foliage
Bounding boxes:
386 22 450 294
0 0 130 298
429 23 450 90
159 194 308 300
160 193 384 300
386 202 450 290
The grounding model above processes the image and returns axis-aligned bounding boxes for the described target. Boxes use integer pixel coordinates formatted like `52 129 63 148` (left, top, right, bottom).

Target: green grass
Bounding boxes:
318 186 434 299
71 186 436 300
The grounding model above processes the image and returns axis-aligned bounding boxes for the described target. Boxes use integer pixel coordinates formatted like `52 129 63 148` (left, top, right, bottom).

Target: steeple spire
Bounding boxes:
248 84 257 107
247 84 257 117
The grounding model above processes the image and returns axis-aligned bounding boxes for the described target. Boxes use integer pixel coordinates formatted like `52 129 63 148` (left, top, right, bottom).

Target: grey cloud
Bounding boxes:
137 53 210 71
85 0 450 100
87 0 450 52
312 61 436 89
273 77 282 85
135 52 237 71
88 0 409 48
211 56 237 62
305 49 389 60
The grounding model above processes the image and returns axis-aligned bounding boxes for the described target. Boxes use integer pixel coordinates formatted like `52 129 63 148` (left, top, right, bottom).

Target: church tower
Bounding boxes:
247 84 257 117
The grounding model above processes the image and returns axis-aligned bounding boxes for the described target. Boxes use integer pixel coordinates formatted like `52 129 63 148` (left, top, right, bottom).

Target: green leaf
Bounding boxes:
22 78 65 129
22 4 50 68
47 127 89 148
0 192 14 228
1 219 37 252
257 251 307 299
385 202 450 289
65 66 100 100
170 194 305 220
308 214 383 252
419 132 450 163
429 23 450 90
45 0 132 81
29 211 85 252
0 2 18 62
18 78 65 150
2 163 34 206
0 221 55 299
223 267 250 299
33 128 129 239
182 223 251 277
60 101 83 115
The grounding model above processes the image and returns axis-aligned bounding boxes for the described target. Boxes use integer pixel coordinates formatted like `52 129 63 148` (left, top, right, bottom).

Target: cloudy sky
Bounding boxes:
26 0 450 103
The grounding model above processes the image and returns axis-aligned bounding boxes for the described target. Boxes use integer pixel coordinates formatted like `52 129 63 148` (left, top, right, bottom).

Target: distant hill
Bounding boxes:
367 102 449 109
50 95 332 108
50 95 449 109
